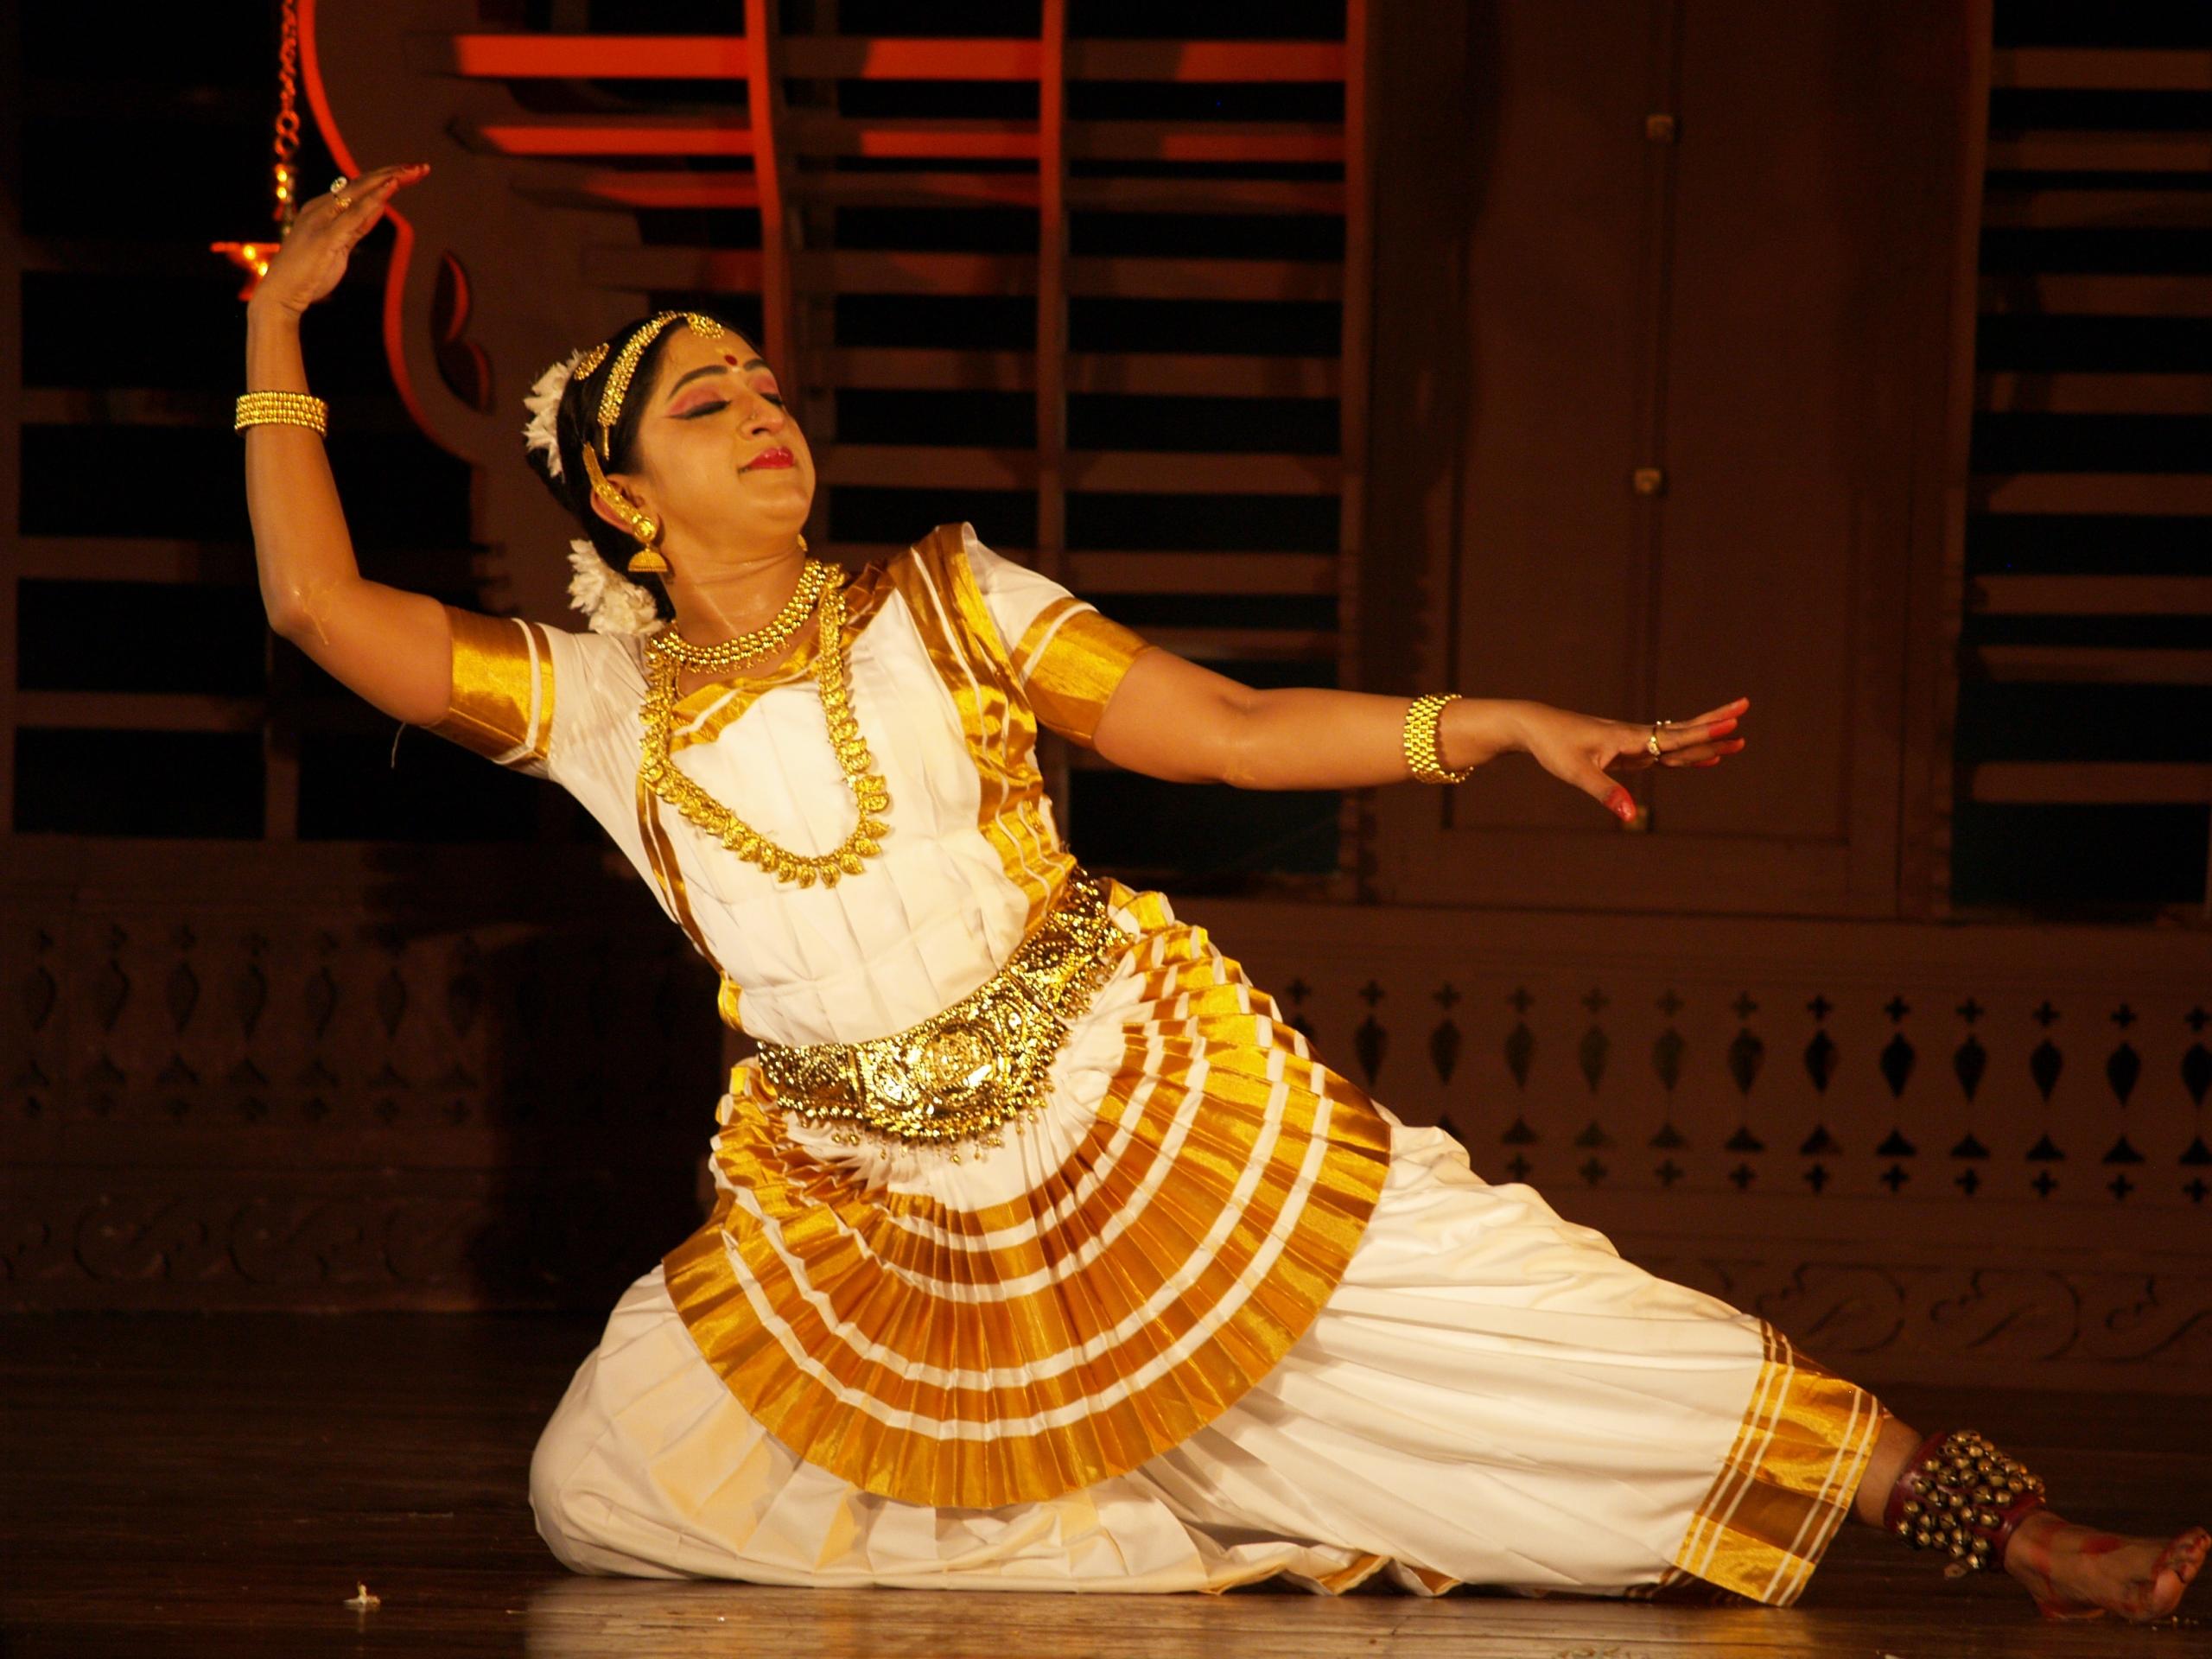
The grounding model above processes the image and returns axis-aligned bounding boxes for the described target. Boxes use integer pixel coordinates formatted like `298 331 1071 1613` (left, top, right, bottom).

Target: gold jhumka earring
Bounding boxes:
571 310 729 578
581 443 669 575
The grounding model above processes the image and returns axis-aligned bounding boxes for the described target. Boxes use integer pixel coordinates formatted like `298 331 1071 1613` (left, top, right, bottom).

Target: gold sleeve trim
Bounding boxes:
1017 605 1150 749
424 605 555 772
1009 594 1085 680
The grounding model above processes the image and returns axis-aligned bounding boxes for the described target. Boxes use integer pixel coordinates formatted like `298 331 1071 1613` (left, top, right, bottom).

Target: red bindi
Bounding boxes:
723 353 739 364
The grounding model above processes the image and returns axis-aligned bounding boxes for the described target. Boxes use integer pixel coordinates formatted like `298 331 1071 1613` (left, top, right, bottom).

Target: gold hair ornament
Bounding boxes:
568 310 728 577
594 310 724 454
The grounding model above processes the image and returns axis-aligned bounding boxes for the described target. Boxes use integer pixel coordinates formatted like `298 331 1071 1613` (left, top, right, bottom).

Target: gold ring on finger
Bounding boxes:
1645 718 1672 760
333 196 354 211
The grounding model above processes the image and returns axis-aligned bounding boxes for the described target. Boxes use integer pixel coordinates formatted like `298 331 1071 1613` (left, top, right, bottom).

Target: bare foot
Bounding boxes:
2004 1510 2209 1622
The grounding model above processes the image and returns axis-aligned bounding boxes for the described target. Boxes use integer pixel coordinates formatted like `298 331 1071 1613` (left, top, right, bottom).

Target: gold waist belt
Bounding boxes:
753 871 1125 1146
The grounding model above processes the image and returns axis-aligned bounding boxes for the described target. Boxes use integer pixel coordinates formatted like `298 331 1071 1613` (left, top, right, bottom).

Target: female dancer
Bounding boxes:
238 161 2203 1620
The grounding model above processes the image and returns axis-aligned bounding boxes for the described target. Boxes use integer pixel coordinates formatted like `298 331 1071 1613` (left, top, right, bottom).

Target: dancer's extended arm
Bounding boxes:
243 163 452 726
1087 648 1747 824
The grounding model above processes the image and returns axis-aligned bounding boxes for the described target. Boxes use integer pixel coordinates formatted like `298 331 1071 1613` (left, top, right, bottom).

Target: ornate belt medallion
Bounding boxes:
753 872 1125 1146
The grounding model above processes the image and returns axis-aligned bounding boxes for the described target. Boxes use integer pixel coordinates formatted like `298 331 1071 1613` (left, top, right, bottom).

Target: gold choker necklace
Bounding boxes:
649 556 833 672
639 575 891 888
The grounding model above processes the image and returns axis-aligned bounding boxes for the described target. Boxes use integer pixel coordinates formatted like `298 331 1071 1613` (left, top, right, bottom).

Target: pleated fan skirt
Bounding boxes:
529 889 1886 1604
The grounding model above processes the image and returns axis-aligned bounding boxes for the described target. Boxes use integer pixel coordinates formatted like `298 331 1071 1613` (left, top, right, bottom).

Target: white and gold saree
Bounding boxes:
427 522 1884 1602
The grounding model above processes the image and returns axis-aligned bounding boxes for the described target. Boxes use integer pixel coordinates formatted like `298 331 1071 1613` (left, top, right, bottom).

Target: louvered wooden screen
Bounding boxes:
432 3 1371 887
3 6 571 846
1943 16 2212 917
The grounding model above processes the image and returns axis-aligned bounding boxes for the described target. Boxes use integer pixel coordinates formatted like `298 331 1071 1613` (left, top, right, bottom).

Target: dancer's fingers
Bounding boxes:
1664 735 1747 766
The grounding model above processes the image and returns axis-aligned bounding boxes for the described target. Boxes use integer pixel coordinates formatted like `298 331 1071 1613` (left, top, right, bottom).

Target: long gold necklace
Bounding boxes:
638 576 891 888
648 555 833 672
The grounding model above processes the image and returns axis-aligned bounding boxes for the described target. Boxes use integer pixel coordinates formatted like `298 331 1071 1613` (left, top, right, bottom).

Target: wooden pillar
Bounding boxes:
1923 0 1994 920
0 0 20 833
1035 0 1073 819
791 2 839 454
1335 0 1374 894
744 0 798 394
1035 0 1069 588
1624 0 1683 831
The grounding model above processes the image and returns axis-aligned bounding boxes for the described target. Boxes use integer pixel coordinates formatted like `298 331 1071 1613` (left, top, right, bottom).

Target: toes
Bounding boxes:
2157 1528 2209 1584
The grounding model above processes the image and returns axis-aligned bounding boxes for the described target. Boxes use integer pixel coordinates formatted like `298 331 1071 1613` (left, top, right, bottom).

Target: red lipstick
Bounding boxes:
743 446 795 471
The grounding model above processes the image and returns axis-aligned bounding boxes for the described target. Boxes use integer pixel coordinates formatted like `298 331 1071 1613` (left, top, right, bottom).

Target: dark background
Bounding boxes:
2 4 2206 1402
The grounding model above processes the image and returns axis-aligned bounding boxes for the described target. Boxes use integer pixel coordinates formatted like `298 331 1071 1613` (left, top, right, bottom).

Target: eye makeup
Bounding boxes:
670 370 783 418
677 387 785 419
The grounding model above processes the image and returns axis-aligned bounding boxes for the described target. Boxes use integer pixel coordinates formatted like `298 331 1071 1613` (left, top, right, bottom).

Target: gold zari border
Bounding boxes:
1666 1322 1886 1605
890 525 1077 932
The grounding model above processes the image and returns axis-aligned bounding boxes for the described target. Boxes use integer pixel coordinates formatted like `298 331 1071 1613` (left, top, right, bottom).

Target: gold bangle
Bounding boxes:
1403 692 1471 784
234 390 328 435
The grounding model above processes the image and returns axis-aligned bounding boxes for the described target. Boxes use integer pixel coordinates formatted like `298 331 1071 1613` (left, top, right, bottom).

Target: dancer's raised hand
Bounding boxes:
250 162 430 320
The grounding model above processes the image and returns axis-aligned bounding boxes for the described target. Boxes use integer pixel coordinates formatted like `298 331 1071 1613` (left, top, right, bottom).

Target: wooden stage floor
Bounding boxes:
3 1310 2204 1657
